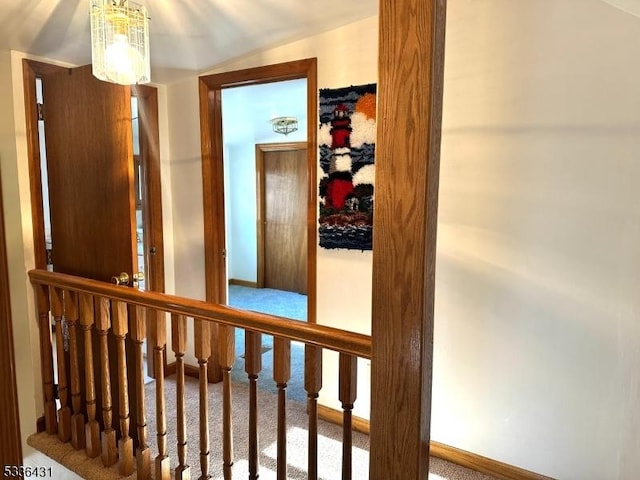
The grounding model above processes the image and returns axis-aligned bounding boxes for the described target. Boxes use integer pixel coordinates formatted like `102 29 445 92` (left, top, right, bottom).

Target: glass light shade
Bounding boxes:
90 0 150 85
272 117 299 135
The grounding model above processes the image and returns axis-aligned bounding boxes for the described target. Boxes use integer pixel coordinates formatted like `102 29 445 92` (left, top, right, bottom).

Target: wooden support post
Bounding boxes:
65 291 86 450
339 354 357 480
96 297 117 467
370 1 447 479
194 318 211 480
153 309 171 480
113 300 134 476
172 314 191 480
51 287 71 443
79 294 100 458
274 337 291 480
245 330 262 480
218 324 235 479
34 284 57 435
305 345 322 480
132 305 151 479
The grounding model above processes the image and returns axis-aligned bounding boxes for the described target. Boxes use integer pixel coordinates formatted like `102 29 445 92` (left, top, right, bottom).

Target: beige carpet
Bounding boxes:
29 376 499 480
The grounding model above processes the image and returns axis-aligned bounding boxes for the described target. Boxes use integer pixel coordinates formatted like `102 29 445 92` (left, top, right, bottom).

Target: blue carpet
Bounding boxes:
227 285 307 321
228 285 307 403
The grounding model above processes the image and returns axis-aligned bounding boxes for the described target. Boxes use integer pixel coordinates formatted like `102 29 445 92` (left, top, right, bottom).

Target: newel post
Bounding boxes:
369 0 447 479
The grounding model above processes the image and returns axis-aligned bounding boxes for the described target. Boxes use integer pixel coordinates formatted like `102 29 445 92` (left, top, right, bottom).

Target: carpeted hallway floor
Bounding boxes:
29 375 500 480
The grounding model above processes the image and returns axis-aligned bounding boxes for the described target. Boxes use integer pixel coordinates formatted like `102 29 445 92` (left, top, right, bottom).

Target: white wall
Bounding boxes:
433 1 640 478
1 50 47 456
226 142 258 282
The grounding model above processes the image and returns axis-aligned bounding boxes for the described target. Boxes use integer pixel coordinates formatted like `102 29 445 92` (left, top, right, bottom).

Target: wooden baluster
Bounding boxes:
304 345 322 480
194 318 211 480
132 305 151 479
34 284 57 435
65 291 86 450
97 297 117 467
245 330 262 480
51 287 71 442
113 300 134 476
273 337 291 480
153 310 171 480
172 314 191 480
219 325 235 480
339 354 357 480
79 294 100 458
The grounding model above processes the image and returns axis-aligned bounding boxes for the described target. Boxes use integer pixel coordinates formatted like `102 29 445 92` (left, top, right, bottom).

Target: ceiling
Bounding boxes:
0 0 378 84
601 0 640 16
222 78 307 146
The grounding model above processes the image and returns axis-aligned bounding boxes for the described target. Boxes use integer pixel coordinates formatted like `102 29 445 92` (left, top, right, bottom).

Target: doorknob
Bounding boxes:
111 272 145 287
111 272 130 285
133 272 145 288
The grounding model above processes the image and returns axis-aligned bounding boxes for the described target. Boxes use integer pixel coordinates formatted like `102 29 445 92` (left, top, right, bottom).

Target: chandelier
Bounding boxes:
90 0 150 85
271 117 299 136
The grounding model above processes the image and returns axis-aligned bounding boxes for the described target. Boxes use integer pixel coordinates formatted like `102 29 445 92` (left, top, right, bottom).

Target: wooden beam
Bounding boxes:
369 0 447 479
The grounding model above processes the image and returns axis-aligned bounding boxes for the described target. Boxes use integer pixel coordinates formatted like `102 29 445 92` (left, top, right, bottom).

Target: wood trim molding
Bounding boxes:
429 443 556 480
229 279 258 289
22 59 66 270
132 84 165 295
132 84 165 379
165 362 201 380
198 58 318 324
317 404 370 435
198 58 318 383
316 405 553 480
0 167 23 466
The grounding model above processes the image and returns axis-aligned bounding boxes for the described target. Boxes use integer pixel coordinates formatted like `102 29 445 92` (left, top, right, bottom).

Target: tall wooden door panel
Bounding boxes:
42 64 140 444
258 145 307 294
44 64 138 281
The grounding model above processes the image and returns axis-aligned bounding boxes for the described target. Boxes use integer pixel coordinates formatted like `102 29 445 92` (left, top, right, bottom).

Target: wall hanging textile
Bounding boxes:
318 83 376 250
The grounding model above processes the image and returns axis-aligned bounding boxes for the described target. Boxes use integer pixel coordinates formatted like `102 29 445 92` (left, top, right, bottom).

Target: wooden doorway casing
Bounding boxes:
199 58 317 317
199 59 317 382
256 142 308 295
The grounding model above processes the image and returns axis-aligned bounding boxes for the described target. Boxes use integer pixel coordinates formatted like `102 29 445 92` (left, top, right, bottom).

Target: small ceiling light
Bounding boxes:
271 117 299 135
90 0 150 85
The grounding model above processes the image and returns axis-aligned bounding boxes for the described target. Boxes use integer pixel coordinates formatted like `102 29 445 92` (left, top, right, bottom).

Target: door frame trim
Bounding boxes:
255 141 308 291
198 58 318 323
22 59 66 270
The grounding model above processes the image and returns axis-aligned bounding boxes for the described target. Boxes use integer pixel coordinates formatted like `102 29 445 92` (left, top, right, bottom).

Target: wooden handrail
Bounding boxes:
28 269 372 359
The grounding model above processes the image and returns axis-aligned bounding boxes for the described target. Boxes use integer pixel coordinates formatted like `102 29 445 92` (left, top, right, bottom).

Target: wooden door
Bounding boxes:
44 65 138 281
256 143 307 294
42 64 140 443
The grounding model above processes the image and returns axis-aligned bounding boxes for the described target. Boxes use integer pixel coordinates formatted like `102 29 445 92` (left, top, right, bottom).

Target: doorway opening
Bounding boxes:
199 58 317 388
199 59 317 316
220 78 309 321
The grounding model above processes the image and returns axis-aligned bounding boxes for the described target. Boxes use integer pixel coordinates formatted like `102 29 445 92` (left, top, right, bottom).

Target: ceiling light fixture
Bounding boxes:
90 0 150 85
271 117 299 136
